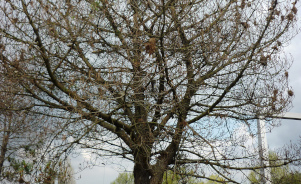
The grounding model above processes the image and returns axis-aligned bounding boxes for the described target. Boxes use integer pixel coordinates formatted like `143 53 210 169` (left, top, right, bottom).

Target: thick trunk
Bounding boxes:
133 162 165 184
133 146 175 184
132 118 154 184
149 164 165 184
150 173 164 184
133 132 153 184
133 162 151 184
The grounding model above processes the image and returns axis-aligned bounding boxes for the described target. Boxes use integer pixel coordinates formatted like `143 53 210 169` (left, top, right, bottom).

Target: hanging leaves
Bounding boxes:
260 55 268 66
144 38 156 55
288 90 294 97
292 5 298 14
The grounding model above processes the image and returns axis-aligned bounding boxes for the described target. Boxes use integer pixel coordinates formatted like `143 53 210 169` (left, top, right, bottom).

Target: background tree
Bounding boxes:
0 70 45 183
57 158 76 184
111 170 201 184
1 0 301 183
248 152 301 184
199 175 225 184
0 56 75 183
111 173 134 184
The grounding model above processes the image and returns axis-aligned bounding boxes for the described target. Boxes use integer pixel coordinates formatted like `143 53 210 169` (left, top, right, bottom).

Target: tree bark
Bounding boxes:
133 154 151 184
0 123 10 176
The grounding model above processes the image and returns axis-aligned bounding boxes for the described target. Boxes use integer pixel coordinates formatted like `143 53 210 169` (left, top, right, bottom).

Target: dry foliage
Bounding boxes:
0 0 300 183
145 38 156 55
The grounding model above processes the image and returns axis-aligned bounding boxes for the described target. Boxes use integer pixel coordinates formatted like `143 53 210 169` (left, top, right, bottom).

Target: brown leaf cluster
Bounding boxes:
144 38 156 55
260 55 268 66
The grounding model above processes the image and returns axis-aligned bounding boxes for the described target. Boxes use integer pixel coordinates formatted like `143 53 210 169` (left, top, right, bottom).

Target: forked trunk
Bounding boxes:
133 162 165 184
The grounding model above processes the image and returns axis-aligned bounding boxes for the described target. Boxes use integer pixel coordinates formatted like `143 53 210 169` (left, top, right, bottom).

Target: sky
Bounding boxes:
71 154 132 184
70 7 301 184
267 22 301 150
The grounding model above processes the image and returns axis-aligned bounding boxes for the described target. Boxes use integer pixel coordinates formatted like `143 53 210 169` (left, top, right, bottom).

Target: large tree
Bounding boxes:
0 0 300 183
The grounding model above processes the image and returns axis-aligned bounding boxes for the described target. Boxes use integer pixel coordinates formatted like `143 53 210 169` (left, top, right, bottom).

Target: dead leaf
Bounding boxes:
145 38 156 55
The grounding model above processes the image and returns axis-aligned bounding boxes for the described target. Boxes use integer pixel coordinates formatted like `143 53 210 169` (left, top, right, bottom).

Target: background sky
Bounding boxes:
70 8 301 184
267 30 301 150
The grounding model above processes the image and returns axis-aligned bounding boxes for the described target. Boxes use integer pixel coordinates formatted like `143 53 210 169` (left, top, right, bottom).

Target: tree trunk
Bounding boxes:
133 157 151 184
0 123 10 176
133 161 165 184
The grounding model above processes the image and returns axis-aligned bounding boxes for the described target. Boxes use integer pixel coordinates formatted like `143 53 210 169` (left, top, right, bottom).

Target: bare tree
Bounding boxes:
0 56 73 184
0 73 43 183
0 0 300 183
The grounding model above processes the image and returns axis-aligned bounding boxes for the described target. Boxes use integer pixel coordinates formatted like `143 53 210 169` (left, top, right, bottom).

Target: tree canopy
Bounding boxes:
0 0 301 183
